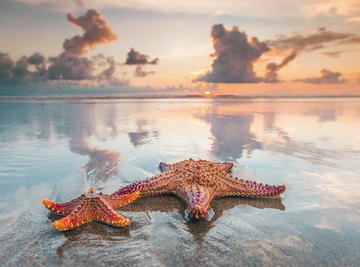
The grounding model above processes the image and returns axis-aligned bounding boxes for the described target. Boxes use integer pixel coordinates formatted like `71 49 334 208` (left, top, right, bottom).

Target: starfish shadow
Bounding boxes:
121 195 285 244
47 214 130 257
48 195 285 252
187 196 285 244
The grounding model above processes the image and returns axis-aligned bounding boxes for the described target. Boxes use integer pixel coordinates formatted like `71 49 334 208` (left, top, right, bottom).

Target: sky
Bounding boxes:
0 0 359 96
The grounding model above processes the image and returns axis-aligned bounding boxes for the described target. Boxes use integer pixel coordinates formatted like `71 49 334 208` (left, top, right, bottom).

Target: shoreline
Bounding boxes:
1 94 360 101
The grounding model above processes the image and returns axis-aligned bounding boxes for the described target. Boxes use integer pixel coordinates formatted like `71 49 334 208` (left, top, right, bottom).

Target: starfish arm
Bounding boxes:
217 162 233 173
159 162 171 172
177 184 215 219
112 171 176 196
52 199 93 231
42 195 84 216
215 174 286 198
94 200 131 227
159 161 233 173
101 191 140 209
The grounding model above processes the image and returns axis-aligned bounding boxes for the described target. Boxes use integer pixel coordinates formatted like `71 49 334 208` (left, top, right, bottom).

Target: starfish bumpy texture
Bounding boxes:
43 187 139 231
113 158 286 219
43 158 286 230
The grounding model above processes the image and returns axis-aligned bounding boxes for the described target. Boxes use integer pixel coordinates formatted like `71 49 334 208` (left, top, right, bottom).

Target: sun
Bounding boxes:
203 91 212 95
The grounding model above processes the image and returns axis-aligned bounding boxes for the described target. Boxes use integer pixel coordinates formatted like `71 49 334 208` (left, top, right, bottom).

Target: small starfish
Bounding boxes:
113 159 286 219
43 187 140 231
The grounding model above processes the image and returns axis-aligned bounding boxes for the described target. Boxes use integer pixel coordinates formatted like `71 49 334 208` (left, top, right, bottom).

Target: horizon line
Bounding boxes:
1 94 360 101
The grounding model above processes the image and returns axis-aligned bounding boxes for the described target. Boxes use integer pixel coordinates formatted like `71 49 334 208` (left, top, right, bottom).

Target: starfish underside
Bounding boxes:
43 187 139 231
113 158 286 219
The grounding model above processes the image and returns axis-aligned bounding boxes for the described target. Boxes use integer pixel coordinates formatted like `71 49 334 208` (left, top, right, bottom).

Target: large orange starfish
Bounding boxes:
113 158 286 219
43 187 139 231
43 158 286 229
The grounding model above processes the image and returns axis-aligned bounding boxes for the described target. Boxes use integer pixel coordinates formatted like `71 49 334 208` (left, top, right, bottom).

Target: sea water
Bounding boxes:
0 97 359 266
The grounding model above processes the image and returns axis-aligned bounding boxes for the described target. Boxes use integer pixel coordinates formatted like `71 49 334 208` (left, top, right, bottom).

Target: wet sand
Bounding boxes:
0 98 359 266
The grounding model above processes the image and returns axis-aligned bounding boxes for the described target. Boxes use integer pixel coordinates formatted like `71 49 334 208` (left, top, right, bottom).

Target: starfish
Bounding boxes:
112 158 286 219
43 187 140 231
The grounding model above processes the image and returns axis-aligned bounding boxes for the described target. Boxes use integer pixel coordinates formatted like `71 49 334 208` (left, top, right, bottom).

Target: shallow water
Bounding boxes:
0 98 359 266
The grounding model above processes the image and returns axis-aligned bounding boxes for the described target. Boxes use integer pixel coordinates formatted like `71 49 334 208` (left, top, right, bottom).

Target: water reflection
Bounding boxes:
69 139 121 186
304 108 337 122
192 100 360 169
0 99 359 188
128 119 159 147
195 106 261 161
2 100 357 165
1 98 360 266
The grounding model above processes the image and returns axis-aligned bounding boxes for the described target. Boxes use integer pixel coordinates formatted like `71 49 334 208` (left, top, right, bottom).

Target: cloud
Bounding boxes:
48 53 93 80
347 16 360 23
0 52 48 84
134 66 155 77
263 27 360 83
0 10 120 85
27 53 48 81
265 52 297 82
124 48 159 78
0 53 14 81
48 9 119 81
268 28 352 52
322 51 342 58
322 49 360 58
14 1 360 24
63 9 117 56
99 56 116 79
295 68 346 84
27 53 45 66
13 56 30 79
339 36 360 44
265 27 360 82
125 48 159 65
195 24 269 83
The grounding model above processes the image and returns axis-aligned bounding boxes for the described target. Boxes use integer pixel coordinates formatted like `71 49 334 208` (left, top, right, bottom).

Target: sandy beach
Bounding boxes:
0 97 359 266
